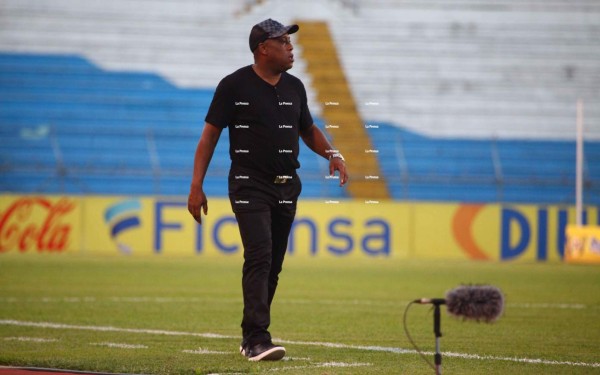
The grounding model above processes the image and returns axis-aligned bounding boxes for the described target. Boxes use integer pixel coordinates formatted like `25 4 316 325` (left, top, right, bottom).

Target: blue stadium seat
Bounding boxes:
0 52 598 204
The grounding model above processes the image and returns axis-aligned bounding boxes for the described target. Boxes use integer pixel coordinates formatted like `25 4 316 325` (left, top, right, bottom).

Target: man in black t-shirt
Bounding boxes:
188 18 348 362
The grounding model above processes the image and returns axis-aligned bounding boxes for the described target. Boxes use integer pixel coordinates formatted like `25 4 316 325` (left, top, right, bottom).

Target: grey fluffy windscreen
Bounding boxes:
445 285 504 322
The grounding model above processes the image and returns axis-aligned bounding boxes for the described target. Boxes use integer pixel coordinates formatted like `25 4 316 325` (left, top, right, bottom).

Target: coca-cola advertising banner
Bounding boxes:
1 194 596 261
0 195 80 253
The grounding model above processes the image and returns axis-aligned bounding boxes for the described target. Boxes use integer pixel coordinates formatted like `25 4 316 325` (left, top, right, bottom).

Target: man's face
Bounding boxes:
263 34 294 71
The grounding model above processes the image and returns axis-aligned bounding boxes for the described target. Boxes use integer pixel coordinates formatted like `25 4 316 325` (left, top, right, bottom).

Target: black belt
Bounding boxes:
230 167 296 184
273 175 293 184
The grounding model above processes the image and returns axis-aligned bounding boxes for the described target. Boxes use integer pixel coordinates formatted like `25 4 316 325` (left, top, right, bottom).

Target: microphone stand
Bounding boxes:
433 301 443 375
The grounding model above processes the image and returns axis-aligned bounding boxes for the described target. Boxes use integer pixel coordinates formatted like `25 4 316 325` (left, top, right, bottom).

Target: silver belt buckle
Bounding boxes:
274 176 288 184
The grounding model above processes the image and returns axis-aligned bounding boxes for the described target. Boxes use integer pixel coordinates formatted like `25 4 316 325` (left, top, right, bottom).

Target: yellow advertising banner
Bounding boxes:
1 194 599 262
83 197 410 259
564 225 600 264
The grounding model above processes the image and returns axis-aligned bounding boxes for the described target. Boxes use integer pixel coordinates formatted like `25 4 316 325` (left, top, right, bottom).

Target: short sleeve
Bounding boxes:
205 76 234 129
298 80 313 131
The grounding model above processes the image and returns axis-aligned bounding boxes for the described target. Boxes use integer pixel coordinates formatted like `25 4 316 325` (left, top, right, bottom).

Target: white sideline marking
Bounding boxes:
182 348 229 355
0 319 236 340
440 351 600 367
285 299 594 311
511 302 586 310
282 357 312 361
0 297 592 310
318 361 371 368
1 319 598 368
91 342 148 349
270 361 372 372
3 336 58 343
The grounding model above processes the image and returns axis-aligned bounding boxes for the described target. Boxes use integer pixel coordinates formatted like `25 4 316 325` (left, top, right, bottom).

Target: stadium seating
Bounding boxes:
0 52 341 198
0 0 598 204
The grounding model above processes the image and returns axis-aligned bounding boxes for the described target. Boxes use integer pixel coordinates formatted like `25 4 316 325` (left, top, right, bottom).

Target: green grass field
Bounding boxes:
0 255 599 374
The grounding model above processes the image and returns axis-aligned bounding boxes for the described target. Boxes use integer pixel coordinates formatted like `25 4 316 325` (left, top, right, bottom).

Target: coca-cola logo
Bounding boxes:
0 197 75 252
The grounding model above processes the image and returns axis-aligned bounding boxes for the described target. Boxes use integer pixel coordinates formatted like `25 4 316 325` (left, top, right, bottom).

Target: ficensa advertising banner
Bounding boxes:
1 194 598 262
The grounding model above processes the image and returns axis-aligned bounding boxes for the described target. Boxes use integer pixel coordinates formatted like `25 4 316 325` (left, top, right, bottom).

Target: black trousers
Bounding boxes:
228 168 302 347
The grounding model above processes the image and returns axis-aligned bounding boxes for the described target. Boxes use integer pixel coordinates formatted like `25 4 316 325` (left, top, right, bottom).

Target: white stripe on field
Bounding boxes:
0 319 237 340
440 351 599 367
182 348 229 355
282 357 312 361
510 302 586 310
0 297 592 310
0 319 598 368
269 361 372 372
4 336 58 343
318 362 371 368
91 342 148 349
274 299 594 310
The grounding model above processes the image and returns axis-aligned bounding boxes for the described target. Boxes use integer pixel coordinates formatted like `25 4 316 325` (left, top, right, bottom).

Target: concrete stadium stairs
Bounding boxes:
295 21 389 200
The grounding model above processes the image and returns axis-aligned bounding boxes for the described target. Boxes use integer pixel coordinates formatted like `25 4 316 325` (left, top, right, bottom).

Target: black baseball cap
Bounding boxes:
249 18 299 52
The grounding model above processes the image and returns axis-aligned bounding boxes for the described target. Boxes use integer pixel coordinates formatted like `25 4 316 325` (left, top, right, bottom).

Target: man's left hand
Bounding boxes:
329 157 348 187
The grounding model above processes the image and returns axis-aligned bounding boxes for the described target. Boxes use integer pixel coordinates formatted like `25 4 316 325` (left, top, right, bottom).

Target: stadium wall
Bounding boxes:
2 194 598 262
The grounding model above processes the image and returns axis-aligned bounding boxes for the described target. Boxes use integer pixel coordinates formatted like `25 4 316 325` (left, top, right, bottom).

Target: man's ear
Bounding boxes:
258 42 269 56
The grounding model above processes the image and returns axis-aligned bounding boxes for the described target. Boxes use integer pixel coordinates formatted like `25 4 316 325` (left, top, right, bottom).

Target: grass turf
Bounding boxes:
0 254 599 374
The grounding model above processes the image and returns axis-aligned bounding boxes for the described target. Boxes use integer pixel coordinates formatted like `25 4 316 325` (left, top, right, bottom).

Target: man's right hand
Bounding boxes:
188 187 208 224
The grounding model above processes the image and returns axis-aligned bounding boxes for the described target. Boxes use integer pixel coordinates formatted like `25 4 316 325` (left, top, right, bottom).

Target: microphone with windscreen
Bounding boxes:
406 284 505 375
414 284 504 322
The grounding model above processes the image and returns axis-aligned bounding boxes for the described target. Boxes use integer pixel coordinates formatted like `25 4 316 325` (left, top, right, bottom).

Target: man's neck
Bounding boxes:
252 64 281 86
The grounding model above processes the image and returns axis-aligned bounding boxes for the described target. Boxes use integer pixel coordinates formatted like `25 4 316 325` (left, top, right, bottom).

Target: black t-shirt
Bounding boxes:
205 65 314 175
